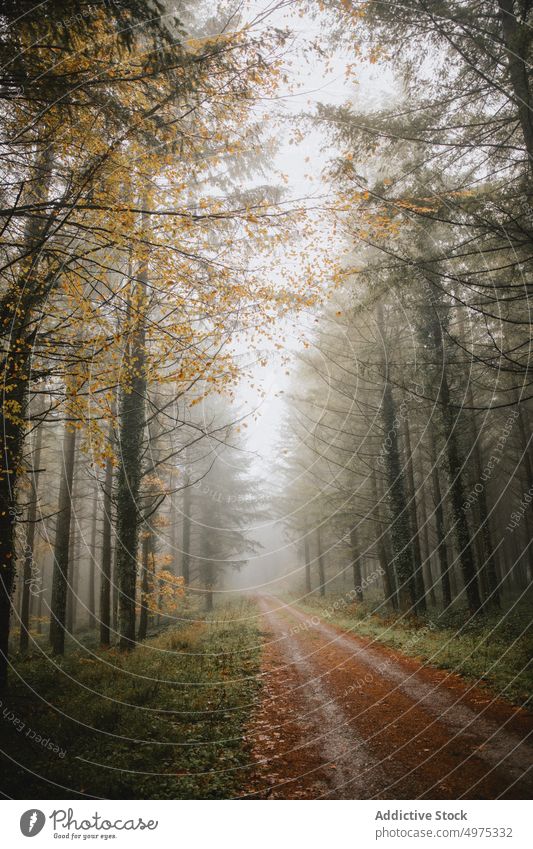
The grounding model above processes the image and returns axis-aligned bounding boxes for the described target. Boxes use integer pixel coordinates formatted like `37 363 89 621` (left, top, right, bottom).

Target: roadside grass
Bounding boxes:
295 594 533 706
0 599 261 799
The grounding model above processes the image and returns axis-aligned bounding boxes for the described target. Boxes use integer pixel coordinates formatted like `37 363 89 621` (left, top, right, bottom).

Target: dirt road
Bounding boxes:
245 596 533 799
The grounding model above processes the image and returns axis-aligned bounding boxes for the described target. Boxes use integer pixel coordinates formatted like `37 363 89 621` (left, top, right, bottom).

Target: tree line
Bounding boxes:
280 0 532 618
0 0 320 686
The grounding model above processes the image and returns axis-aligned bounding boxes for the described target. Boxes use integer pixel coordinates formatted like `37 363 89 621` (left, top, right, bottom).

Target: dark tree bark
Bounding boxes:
498 0 533 164
376 304 416 612
49 419 77 655
112 546 119 632
137 526 152 641
65 462 79 636
417 476 437 608
429 318 482 615
65 507 76 635
115 241 148 651
371 468 398 610
0 147 53 686
88 483 98 628
429 430 453 609
466 399 501 610
402 415 427 612
99 424 114 647
115 382 145 648
19 420 43 652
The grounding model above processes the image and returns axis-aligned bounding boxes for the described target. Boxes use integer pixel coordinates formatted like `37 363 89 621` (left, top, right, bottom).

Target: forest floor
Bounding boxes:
244 595 533 799
0 600 261 799
2 596 532 799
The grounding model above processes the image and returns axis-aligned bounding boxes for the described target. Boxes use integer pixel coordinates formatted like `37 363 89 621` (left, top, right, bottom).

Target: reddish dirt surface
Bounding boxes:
244 596 533 799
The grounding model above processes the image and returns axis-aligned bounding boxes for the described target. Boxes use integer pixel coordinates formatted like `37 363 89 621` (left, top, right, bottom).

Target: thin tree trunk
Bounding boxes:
316 525 326 597
181 481 191 586
138 527 152 641
350 525 363 601
67 528 81 634
36 556 47 635
402 415 427 612
49 419 77 655
66 508 76 635
371 468 398 609
465 385 500 609
303 531 312 594
99 423 114 647
112 546 118 632
116 237 148 650
376 303 416 612
424 287 482 615
429 430 453 608
88 482 98 628
0 146 53 686
498 0 533 164
20 420 43 652
417 477 437 607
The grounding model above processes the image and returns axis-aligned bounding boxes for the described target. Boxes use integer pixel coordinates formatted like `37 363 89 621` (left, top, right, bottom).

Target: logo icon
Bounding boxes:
20 810 46 837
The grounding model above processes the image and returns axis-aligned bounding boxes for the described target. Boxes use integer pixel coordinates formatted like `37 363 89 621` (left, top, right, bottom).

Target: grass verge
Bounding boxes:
0 599 261 799
295 595 533 706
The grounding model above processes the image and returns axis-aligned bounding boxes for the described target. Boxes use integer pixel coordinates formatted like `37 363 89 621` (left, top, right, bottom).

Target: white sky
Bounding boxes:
235 1 395 468
220 3 399 592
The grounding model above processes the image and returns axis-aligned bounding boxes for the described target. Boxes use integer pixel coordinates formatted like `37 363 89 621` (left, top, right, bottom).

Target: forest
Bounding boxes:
0 0 532 802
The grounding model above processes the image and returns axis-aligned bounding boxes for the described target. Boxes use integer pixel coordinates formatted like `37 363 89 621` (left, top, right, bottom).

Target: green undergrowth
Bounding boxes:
0 599 262 799
295 594 533 706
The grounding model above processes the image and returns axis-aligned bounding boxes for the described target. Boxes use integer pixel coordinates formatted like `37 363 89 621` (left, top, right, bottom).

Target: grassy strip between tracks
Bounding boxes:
0 599 261 799
295 595 533 706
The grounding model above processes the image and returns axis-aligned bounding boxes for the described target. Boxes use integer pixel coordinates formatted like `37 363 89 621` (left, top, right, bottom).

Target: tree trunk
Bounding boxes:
316 525 326 597
0 146 53 686
99 425 114 647
65 507 76 635
376 303 416 612
88 482 98 628
439 367 482 615
115 240 148 651
371 468 398 609
350 526 363 601
19 420 43 652
49 419 77 655
402 415 427 612
498 0 533 164
112 546 118 632
137 527 152 641
381 383 416 611
303 531 312 594
181 481 192 586
429 430 453 608
424 287 482 616
417 476 437 607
